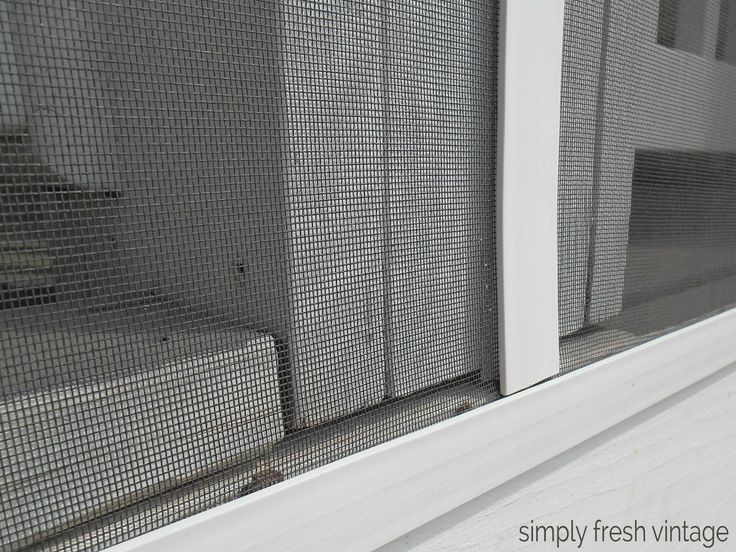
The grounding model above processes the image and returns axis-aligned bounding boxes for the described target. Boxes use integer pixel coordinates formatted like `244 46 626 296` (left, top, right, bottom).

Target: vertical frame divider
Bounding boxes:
497 0 565 394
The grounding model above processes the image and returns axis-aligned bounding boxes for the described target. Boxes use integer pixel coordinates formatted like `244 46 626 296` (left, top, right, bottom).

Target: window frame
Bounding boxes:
497 0 565 394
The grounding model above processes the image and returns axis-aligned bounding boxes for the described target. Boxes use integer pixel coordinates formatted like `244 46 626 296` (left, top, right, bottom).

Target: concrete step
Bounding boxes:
0 306 284 551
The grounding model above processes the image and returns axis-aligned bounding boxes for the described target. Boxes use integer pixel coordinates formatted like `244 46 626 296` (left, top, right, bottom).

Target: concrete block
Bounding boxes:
282 0 386 423
386 0 495 396
0 321 282 551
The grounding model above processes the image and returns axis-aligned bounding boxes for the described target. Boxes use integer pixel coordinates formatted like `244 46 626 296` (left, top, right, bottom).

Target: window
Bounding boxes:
717 0 736 63
657 0 707 55
1 1 497 550
2 1 736 551
559 0 736 370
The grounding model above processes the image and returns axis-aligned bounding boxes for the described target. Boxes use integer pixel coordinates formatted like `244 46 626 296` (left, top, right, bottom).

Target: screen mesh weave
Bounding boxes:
0 1 497 550
559 0 736 371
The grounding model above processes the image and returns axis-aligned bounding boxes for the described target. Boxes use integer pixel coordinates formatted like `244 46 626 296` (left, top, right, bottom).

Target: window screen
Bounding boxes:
558 0 736 371
0 1 497 550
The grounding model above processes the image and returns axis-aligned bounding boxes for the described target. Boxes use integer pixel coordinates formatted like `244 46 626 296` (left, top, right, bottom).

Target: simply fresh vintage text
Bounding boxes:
518 519 729 549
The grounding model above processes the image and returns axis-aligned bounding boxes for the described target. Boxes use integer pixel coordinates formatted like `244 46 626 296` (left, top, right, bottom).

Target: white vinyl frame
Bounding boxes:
104 2 736 551
497 0 565 394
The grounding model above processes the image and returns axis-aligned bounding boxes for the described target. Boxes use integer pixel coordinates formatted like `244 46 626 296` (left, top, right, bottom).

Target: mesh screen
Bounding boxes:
0 1 497 550
559 0 736 371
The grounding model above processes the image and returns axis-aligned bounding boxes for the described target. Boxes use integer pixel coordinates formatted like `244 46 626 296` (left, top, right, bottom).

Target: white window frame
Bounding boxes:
106 2 736 550
497 0 565 394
